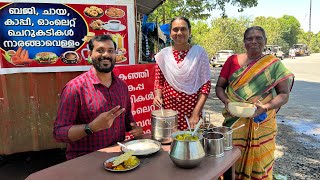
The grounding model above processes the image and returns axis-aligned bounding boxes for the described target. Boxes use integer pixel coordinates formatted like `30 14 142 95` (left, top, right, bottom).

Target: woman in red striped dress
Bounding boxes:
153 17 211 130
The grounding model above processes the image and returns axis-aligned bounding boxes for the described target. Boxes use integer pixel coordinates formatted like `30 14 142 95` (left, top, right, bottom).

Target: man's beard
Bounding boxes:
92 56 115 73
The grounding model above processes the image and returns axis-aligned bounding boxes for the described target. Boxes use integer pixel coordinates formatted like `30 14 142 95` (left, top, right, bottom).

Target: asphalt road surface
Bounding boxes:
278 53 320 141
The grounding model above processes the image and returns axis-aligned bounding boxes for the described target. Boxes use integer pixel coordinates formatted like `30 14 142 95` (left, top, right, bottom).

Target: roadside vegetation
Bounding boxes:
149 0 320 58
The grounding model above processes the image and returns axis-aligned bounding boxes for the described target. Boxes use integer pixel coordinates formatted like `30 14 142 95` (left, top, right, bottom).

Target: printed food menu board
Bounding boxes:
0 2 131 72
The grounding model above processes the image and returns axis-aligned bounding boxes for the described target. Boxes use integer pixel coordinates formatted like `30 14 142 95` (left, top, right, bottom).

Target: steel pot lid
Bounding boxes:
151 109 177 117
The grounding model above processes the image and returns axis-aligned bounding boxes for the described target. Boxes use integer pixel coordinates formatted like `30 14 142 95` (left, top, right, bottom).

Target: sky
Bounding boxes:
210 0 319 33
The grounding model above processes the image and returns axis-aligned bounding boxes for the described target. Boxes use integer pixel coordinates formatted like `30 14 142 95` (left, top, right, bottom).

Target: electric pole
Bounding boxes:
309 0 312 32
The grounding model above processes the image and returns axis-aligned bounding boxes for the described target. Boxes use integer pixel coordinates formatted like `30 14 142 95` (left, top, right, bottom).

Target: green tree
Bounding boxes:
252 16 302 54
148 1 320 55
252 16 283 45
149 0 259 23
298 31 320 53
278 15 301 47
192 17 250 58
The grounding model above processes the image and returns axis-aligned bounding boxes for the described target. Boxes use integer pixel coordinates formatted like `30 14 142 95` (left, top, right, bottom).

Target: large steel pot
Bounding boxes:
169 131 205 169
151 109 178 144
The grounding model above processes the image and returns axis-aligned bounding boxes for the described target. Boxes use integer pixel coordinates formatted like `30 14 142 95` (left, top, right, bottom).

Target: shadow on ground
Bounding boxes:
0 149 66 180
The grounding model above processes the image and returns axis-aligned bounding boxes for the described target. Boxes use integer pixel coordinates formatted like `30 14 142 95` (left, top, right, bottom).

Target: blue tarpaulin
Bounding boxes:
142 15 170 36
143 22 157 34
142 15 156 34
160 24 170 36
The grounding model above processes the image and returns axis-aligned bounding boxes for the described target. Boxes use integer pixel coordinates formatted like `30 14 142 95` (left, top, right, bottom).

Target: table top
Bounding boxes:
26 142 240 180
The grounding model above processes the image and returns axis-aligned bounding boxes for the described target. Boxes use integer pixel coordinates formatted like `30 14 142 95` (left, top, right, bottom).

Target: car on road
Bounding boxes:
211 50 234 67
264 45 285 60
293 44 310 56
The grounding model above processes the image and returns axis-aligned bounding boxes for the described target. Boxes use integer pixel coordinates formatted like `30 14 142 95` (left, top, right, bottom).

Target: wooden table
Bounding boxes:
26 142 240 180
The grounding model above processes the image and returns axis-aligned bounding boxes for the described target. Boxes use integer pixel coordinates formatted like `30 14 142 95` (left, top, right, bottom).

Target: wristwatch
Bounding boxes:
84 124 93 135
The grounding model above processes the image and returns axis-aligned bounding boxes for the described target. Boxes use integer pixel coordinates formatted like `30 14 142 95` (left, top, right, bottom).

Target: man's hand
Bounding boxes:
153 96 163 108
129 123 143 138
89 105 125 132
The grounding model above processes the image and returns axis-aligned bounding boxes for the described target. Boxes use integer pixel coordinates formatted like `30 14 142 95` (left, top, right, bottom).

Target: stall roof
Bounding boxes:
136 0 165 15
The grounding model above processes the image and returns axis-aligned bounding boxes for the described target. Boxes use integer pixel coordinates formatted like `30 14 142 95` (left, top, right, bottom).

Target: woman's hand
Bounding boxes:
251 103 267 118
153 96 163 108
188 114 200 129
224 99 231 112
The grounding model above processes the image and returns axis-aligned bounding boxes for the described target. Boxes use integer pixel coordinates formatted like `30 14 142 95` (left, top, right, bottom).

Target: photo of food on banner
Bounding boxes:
83 6 104 18
80 5 128 64
88 6 126 32
2 47 34 66
3 47 83 66
81 32 127 64
112 33 127 63
2 47 75 66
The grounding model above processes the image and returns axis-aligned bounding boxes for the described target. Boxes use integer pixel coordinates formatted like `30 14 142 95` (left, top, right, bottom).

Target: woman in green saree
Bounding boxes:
215 26 294 180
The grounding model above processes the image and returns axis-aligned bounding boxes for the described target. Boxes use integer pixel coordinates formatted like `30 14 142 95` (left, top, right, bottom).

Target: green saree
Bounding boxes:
223 54 294 180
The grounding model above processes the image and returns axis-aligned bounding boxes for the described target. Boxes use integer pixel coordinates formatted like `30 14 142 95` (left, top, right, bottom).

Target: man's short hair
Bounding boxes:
88 34 117 51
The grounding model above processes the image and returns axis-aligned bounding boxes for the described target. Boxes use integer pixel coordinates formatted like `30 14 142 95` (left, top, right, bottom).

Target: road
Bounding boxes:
273 54 320 179
205 53 320 179
277 53 320 140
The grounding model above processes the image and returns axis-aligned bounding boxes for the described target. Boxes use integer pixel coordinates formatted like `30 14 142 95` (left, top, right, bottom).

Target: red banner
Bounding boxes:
113 64 156 139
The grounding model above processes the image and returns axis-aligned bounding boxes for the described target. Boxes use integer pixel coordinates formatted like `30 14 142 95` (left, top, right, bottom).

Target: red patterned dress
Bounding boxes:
154 49 211 130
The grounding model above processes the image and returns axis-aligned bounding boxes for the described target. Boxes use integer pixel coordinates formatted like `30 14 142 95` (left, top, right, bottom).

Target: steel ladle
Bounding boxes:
228 124 245 132
192 118 204 136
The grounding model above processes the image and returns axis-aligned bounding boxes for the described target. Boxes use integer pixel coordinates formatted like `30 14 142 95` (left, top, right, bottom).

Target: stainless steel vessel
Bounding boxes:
169 131 205 168
151 109 178 144
203 132 224 157
212 126 233 150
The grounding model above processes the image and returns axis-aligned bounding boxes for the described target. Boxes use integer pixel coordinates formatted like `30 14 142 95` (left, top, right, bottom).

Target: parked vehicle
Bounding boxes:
293 44 310 56
211 50 234 67
264 45 285 60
